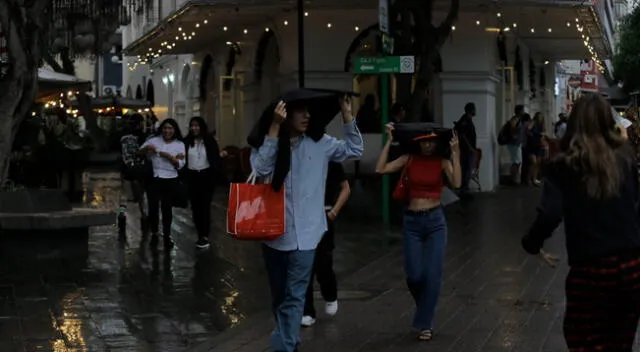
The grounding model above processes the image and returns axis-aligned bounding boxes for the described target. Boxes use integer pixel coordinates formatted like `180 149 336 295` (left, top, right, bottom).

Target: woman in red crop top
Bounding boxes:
375 124 461 341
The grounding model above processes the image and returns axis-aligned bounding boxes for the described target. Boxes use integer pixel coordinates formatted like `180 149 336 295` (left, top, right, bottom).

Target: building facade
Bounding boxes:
122 0 616 191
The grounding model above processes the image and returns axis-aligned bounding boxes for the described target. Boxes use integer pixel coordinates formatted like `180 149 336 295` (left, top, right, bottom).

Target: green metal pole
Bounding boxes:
381 74 390 226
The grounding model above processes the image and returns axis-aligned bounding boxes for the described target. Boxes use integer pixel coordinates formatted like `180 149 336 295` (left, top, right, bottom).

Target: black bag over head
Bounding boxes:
391 122 453 157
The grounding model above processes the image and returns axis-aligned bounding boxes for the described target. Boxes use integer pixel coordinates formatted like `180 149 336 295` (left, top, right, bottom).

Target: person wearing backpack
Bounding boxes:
498 105 527 185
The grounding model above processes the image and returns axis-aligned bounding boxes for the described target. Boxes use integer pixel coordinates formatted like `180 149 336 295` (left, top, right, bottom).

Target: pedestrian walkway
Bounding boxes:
0 171 393 351
191 187 604 352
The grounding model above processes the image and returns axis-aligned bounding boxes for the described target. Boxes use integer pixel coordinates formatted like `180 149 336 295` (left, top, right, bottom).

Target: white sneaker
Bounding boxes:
301 315 316 327
325 301 338 316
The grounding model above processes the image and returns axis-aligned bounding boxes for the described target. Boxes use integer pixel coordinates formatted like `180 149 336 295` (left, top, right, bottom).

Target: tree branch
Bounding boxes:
436 0 460 48
43 52 64 72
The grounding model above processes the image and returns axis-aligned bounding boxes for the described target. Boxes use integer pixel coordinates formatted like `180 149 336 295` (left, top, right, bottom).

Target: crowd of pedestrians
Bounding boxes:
117 90 640 352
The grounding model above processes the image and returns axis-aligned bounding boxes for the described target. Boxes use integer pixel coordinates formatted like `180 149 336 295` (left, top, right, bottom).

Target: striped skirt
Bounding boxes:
564 251 640 351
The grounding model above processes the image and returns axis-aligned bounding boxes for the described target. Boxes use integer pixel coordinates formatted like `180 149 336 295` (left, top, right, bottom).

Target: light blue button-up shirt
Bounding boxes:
250 121 364 251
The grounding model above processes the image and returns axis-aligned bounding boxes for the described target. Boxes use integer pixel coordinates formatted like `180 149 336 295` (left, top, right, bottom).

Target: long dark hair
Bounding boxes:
559 94 628 199
158 118 183 141
186 116 209 147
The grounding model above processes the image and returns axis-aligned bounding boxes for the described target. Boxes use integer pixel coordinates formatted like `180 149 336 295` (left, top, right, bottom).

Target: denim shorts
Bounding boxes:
507 144 522 165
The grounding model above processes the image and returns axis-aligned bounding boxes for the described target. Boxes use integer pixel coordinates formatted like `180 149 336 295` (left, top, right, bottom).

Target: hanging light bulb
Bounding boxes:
284 20 288 26
548 28 552 32
476 20 480 25
530 28 535 33
265 27 270 32
223 26 228 31
243 29 248 34
327 23 332 28
304 11 309 16
497 12 501 17
451 25 456 30
204 19 208 24
513 23 517 28
196 23 200 28
354 26 359 31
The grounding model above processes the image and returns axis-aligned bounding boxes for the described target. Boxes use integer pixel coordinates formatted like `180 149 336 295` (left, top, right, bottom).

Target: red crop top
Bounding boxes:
406 156 445 199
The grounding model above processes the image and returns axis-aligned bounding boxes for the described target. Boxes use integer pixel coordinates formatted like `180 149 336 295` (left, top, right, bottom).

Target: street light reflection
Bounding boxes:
221 290 245 326
52 292 87 351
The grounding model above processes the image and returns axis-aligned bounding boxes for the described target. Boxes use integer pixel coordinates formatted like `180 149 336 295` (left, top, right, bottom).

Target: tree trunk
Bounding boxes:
402 0 459 122
0 0 49 187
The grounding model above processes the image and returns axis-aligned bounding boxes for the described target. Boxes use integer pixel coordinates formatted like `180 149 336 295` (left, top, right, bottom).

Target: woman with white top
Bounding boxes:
139 118 186 249
183 117 222 249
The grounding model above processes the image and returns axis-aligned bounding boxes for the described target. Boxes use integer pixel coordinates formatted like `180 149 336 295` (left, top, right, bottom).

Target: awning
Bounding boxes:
123 0 375 58
37 69 92 101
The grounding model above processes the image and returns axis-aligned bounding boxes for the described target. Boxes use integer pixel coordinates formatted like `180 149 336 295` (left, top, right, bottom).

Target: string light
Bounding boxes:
125 10 607 77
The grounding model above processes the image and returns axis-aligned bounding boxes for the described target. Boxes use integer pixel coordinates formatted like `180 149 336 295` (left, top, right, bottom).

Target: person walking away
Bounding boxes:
524 112 546 186
505 105 526 185
250 95 363 352
375 123 461 341
454 102 477 198
184 116 222 249
119 114 151 231
521 94 640 351
301 161 351 327
139 118 185 249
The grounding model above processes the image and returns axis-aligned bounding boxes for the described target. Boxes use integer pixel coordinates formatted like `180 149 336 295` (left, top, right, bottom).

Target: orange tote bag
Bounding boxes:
226 172 286 241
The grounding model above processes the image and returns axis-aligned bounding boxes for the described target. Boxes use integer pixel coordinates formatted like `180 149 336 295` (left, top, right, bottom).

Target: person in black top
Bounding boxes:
183 116 222 249
301 161 351 327
454 102 477 196
521 94 640 351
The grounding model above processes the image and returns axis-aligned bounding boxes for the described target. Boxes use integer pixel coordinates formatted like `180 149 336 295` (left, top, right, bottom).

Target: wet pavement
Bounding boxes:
0 171 392 351
194 187 640 352
6 171 636 352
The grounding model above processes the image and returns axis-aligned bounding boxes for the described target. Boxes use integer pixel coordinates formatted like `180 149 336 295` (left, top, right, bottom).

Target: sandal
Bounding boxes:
418 329 433 341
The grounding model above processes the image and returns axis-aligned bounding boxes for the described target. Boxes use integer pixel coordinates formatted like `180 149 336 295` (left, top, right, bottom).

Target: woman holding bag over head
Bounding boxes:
139 118 185 250
375 123 461 341
248 89 363 352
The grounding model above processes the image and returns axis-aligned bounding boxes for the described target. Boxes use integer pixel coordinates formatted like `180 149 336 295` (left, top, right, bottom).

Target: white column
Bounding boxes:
441 71 499 191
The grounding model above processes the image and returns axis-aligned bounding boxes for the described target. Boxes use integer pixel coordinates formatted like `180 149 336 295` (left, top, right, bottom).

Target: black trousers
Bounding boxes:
147 177 177 236
304 217 337 318
187 169 215 240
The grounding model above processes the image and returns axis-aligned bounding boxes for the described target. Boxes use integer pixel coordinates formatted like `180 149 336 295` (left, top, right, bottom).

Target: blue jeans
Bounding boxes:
262 245 316 352
402 207 447 330
460 152 477 192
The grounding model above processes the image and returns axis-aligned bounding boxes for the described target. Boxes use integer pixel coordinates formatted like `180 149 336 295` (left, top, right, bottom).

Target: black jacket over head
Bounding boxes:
247 88 359 192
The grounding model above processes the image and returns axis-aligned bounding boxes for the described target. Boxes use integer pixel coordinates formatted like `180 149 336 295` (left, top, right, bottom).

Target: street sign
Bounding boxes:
379 0 389 34
352 56 415 74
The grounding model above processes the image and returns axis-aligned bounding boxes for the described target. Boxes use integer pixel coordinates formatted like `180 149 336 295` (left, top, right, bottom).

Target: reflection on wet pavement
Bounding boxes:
0 171 390 351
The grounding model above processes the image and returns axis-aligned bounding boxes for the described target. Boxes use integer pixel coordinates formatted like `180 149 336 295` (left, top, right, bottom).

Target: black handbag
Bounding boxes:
172 179 189 208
